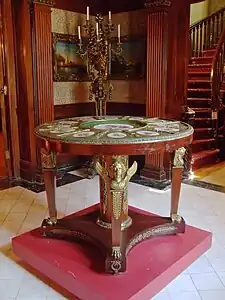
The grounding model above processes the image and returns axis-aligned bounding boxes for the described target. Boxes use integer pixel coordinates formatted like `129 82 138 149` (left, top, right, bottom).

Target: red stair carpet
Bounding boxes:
187 49 223 170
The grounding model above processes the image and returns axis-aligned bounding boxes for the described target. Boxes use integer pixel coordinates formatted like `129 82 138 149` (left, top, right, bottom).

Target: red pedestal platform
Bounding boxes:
12 205 212 300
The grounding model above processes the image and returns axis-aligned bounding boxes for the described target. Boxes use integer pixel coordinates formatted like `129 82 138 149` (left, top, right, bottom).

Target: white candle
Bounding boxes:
96 22 99 37
109 11 111 21
78 26 81 40
87 6 89 21
118 24 121 41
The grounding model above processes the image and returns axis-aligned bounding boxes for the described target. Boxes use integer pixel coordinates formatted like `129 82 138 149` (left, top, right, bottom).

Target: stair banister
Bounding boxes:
211 27 225 110
190 6 225 57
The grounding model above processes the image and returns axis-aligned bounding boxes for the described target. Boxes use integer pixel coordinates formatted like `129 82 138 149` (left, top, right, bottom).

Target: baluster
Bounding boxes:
199 23 203 56
211 16 215 48
203 21 207 50
207 19 211 49
193 27 196 56
221 11 224 36
216 14 220 45
196 24 200 56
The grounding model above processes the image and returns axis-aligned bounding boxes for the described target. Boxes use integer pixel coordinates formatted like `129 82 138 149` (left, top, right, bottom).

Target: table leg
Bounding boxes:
171 147 186 227
96 156 132 230
96 155 137 273
41 149 57 227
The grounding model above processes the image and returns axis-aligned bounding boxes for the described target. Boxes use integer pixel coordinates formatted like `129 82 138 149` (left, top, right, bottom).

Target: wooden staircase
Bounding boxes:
188 50 220 169
188 7 225 171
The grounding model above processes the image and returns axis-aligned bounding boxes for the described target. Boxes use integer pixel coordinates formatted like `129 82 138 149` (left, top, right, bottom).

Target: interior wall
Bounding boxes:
208 0 225 15
190 0 209 24
52 8 95 106
52 8 147 106
109 10 146 104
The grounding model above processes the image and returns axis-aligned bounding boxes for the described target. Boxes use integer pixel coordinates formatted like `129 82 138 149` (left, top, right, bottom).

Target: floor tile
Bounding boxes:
191 273 224 291
169 291 201 300
199 290 225 300
0 175 224 298
187 255 214 274
167 274 197 293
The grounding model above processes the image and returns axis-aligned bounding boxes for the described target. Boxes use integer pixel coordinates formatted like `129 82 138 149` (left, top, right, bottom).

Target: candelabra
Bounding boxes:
77 9 122 116
77 8 123 178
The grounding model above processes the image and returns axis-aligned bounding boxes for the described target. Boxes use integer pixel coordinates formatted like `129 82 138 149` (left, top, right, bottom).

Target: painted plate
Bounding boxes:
94 124 134 131
73 131 95 138
107 132 127 138
136 131 160 136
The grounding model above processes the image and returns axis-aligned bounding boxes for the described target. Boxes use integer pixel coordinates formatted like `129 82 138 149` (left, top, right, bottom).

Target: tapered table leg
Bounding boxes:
171 147 186 227
96 155 137 273
41 149 57 227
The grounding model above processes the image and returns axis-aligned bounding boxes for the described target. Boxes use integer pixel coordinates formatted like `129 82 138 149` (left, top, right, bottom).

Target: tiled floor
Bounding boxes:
0 176 225 299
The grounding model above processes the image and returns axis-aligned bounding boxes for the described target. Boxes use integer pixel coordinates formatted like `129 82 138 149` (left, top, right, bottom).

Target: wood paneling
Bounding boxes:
54 102 146 119
33 1 54 124
13 0 36 167
142 0 191 180
2 0 20 178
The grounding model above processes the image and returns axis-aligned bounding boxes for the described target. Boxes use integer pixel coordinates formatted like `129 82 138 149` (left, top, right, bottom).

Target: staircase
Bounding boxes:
188 7 225 170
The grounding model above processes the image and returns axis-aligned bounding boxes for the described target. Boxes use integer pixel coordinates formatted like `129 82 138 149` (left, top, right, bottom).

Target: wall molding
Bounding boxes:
33 0 54 6
144 0 172 8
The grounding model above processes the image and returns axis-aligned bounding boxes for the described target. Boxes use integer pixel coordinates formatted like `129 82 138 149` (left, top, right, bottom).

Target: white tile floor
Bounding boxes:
0 177 225 299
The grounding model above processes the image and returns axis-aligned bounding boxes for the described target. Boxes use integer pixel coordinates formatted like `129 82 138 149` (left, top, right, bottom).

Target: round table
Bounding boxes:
35 115 193 274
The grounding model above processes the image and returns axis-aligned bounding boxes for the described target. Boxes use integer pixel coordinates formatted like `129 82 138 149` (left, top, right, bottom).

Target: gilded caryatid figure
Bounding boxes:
95 156 137 222
173 147 186 168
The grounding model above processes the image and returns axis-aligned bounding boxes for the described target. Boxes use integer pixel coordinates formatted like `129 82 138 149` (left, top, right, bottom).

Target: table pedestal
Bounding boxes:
41 148 186 274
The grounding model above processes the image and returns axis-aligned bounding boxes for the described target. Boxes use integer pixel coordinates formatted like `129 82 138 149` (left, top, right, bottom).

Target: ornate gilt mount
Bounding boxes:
110 246 122 274
96 156 138 221
33 0 54 5
144 0 172 8
173 147 186 168
41 149 57 170
171 213 182 223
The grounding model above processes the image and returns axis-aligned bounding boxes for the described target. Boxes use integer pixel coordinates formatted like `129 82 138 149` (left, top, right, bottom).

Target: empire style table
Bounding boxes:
35 116 193 274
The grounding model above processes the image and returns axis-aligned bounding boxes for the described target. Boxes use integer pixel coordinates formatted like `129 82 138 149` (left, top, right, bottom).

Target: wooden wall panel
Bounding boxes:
1 0 20 177
33 1 54 124
13 0 36 166
141 8 169 180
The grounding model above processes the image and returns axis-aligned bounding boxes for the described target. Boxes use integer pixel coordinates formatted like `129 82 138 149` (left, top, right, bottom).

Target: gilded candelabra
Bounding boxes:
77 9 122 116
77 8 122 178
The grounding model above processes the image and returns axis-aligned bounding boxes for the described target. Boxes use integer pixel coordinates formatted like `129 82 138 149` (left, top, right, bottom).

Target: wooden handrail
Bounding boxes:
211 27 225 110
190 7 225 31
190 6 225 57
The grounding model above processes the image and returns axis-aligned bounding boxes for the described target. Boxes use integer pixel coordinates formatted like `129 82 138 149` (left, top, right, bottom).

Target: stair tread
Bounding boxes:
187 97 211 101
188 80 210 83
192 149 220 160
188 70 211 75
188 63 211 67
192 138 215 144
194 117 211 121
192 56 214 59
194 127 214 131
188 88 211 91
193 108 211 111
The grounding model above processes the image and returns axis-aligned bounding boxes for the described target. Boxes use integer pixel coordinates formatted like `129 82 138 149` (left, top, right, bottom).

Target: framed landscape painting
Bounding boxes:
52 33 88 82
110 36 146 80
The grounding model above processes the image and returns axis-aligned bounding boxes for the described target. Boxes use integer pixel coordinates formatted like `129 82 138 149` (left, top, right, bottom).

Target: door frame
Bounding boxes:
0 0 20 179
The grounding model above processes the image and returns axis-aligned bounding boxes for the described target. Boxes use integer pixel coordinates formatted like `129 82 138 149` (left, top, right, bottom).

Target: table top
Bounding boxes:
35 116 193 155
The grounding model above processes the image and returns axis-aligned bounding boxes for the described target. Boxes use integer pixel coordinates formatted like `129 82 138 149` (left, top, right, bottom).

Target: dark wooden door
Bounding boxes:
0 1 12 178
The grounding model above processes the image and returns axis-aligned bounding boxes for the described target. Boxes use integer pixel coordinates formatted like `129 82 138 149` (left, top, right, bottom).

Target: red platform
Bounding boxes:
12 205 212 300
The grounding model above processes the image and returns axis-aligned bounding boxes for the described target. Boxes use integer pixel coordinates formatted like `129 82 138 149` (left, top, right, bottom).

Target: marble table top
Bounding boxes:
35 116 193 145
